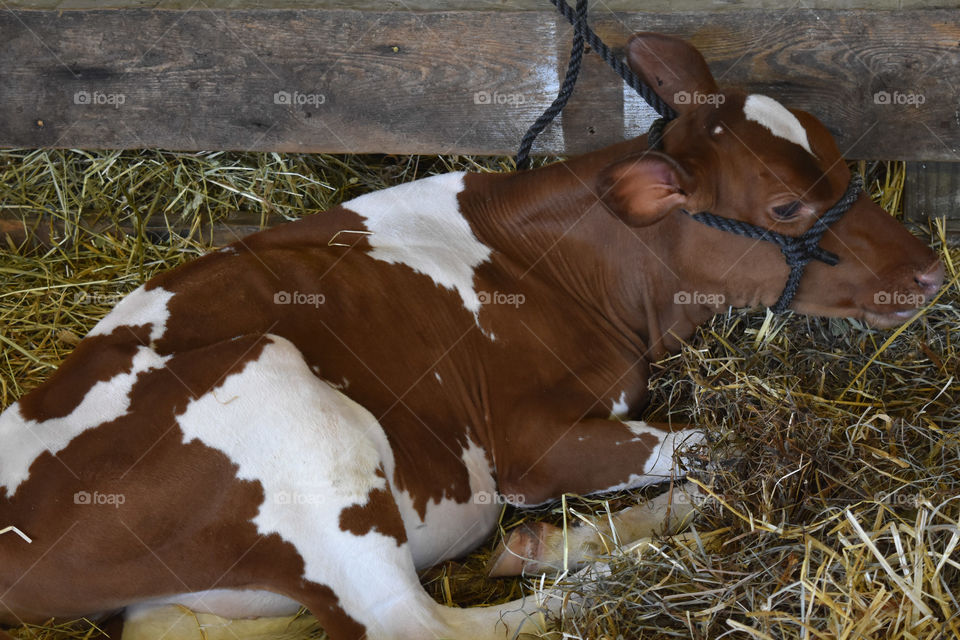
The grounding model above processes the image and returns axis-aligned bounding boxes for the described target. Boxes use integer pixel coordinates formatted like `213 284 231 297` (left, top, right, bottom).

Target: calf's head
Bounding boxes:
601 33 943 328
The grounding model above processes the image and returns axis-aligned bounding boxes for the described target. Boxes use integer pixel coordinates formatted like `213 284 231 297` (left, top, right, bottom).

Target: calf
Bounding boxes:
0 33 943 640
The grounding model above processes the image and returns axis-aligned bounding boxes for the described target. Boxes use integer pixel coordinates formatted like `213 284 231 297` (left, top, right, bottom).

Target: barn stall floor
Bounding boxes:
1 150 958 640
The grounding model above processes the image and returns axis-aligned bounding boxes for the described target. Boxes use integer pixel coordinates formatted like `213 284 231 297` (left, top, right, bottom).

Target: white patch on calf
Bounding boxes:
122 602 317 640
743 94 813 155
389 437 499 569
0 347 170 496
125 588 300 619
88 285 175 345
599 422 706 493
342 173 493 319
172 335 444 637
609 391 629 419
175 337 387 549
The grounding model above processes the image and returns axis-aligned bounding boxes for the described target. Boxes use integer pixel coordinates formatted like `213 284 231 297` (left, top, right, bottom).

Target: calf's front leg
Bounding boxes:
488 480 706 576
491 419 706 577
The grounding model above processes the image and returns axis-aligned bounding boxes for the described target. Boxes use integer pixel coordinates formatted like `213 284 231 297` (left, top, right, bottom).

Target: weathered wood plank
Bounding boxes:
5 1 954 12
1 8 958 158
905 161 960 244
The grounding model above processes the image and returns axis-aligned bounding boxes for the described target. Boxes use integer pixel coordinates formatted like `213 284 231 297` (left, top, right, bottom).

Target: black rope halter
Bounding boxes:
646 123 864 313
518 0 864 314
684 175 863 313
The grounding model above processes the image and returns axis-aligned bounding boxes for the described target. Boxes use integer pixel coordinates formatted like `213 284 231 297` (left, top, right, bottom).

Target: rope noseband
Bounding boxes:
519 0 864 314
683 175 863 313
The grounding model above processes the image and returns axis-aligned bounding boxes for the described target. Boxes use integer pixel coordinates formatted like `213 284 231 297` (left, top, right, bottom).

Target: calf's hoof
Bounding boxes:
486 522 562 577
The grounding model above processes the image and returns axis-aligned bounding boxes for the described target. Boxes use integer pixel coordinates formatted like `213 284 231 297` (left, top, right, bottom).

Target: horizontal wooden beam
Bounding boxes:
1 6 959 159
5 2 954 12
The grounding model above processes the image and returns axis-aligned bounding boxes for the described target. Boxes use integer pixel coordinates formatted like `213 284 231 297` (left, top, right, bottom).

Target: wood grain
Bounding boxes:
905 161 960 244
0 8 958 159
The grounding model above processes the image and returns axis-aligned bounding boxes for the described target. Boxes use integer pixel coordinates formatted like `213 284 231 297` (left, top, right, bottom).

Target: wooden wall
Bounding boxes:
1 2 958 160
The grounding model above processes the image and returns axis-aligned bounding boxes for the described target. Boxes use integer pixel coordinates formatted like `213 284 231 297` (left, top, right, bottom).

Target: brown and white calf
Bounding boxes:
0 33 944 640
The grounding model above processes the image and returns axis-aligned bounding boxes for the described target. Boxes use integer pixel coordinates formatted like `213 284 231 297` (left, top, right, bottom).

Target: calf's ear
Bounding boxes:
627 32 719 115
598 152 691 227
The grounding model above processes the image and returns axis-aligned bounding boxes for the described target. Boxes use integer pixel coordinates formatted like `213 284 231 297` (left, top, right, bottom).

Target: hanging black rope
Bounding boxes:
515 0 677 169
547 0 677 121
515 0 587 170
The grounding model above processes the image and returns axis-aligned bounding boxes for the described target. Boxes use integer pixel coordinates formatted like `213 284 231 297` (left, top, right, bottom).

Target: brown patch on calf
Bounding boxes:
142 207 487 522
308 585 368 640
17 324 153 422
2 333 369 638
338 468 407 545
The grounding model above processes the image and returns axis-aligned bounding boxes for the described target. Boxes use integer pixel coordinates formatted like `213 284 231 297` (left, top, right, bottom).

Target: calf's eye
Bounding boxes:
772 201 803 219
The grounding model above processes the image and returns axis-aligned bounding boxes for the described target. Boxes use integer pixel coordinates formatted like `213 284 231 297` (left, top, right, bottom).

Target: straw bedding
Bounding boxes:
1 150 957 639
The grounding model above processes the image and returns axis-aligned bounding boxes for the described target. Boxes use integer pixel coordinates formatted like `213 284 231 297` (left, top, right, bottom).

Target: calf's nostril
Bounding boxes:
914 259 945 291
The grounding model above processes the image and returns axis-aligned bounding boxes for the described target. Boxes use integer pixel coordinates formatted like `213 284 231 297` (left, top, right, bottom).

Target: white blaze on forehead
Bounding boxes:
743 94 813 155
0 347 170 495
88 285 176 344
343 172 492 317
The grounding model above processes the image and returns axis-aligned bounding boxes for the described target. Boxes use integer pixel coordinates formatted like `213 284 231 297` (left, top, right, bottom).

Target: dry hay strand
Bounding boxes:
1 151 957 640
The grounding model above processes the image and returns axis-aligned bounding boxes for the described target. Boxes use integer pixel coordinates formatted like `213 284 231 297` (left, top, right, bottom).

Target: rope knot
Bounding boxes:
781 242 809 268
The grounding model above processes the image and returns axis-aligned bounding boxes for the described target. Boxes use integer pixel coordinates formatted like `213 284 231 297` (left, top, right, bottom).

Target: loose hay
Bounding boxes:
1 150 957 639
